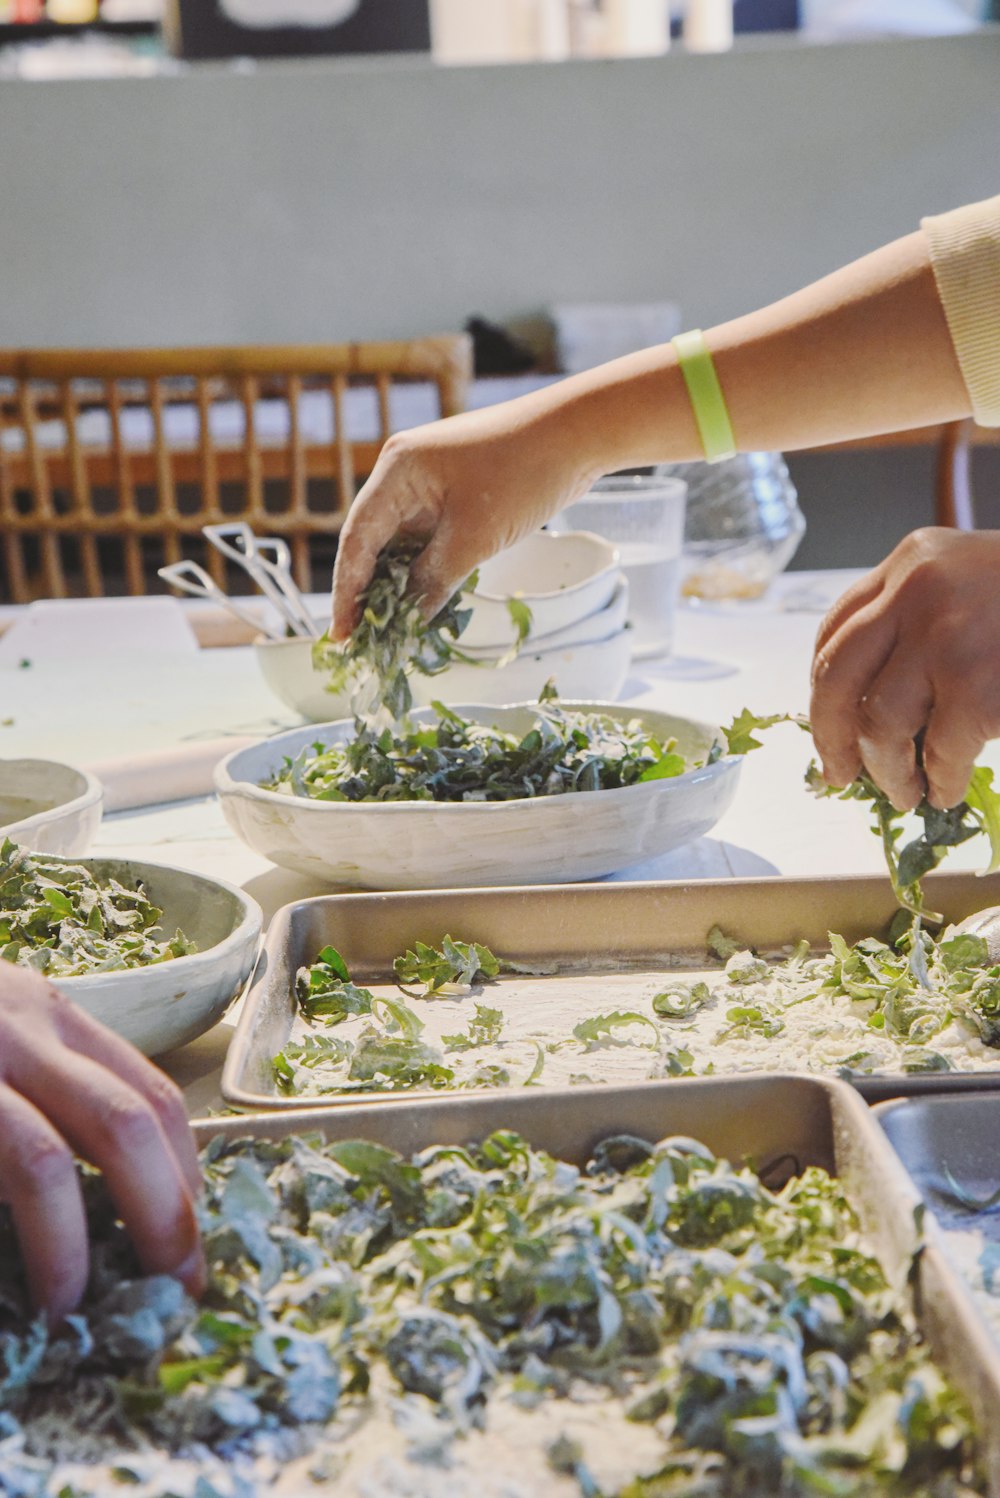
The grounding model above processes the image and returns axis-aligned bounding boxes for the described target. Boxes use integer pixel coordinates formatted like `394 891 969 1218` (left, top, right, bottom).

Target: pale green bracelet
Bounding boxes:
671 329 737 463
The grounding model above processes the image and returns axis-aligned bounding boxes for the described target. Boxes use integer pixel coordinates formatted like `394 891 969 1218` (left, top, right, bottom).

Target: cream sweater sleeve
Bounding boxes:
921 194 1000 427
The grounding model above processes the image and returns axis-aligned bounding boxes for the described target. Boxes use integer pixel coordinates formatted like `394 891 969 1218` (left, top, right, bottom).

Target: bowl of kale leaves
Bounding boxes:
215 695 741 890
0 839 262 1055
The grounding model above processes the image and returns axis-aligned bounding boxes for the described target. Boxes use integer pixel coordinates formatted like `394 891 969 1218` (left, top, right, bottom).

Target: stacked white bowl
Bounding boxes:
413 530 629 706
255 530 631 721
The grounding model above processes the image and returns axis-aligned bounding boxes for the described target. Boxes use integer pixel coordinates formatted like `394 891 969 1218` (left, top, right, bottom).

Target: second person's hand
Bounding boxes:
810 527 1000 812
0 965 206 1320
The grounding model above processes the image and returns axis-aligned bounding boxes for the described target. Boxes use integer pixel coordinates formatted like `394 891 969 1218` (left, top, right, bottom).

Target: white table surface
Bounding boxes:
5 569 997 1112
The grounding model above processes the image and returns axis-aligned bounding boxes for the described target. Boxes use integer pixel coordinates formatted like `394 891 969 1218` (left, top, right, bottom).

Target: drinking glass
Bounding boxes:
550 471 687 655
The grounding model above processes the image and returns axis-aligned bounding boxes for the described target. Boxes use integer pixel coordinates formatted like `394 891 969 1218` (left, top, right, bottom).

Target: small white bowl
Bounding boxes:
459 574 630 658
462 530 620 648
49 856 263 1058
410 629 631 708
0 759 103 857
215 703 742 890
254 579 632 724
254 630 355 723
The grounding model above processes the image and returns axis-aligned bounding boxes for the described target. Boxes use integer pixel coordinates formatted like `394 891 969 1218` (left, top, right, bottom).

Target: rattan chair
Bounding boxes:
0 336 472 602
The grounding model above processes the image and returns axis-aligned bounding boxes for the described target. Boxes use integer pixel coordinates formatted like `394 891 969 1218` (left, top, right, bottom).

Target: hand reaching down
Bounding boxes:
0 965 206 1320
811 528 1000 811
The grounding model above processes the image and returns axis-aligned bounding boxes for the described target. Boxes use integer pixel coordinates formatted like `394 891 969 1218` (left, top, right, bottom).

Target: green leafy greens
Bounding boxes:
266 692 703 805
723 710 1000 920
394 935 501 994
311 539 480 726
0 1130 982 1497
0 838 195 978
276 921 1000 1099
276 938 527 1096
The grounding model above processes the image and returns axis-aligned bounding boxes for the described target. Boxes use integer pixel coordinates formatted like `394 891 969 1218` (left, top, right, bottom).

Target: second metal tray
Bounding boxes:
223 870 1000 1110
197 1075 1000 1496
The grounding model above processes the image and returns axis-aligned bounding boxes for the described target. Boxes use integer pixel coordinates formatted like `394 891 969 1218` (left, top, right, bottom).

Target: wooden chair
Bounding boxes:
0 336 472 602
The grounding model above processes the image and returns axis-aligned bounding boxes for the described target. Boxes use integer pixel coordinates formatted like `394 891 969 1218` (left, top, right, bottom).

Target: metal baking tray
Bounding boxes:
223 870 1000 1110
877 1093 1000 1208
877 1090 1000 1485
197 1075 1000 1495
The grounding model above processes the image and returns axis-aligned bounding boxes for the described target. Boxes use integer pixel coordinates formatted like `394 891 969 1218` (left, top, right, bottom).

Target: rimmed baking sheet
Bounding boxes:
222 871 1000 1110
198 1074 1000 1497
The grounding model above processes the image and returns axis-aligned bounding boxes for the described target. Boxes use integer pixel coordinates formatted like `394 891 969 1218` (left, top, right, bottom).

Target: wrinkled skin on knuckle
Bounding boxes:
855 694 897 748
142 1069 189 1133
8 1130 75 1198
95 1090 162 1156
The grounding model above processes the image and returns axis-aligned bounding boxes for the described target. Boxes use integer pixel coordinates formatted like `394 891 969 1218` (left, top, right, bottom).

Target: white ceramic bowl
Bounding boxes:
0 759 103 856
215 703 742 890
459 574 630 657
254 580 632 723
462 531 620 648
410 629 632 708
48 856 262 1057
254 630 355 723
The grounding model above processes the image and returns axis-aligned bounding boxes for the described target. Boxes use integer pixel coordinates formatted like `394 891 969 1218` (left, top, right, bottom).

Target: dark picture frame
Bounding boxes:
166 0 430 61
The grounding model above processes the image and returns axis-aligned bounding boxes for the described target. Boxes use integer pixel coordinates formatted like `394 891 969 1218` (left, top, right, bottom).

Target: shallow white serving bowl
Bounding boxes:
215 703 742 890
47 856 262 1057
0 759 103 856
462 530 620 648
410 629 632 707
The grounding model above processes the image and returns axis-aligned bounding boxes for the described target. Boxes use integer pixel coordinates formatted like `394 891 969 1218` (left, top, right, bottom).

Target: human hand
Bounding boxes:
810 527 1000 811
0 965 205 1319
330 395 602 638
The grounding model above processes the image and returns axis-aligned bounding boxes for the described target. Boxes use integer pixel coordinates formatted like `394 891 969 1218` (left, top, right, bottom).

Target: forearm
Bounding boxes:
516 228 971 473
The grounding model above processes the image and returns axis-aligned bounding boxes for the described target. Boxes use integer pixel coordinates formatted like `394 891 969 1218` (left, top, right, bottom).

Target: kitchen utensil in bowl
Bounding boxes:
203 522 319 638
158 559 285 641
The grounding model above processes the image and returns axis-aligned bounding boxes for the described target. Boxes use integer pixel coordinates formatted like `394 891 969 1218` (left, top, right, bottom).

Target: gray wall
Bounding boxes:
1 32 998 569
1 32 999 347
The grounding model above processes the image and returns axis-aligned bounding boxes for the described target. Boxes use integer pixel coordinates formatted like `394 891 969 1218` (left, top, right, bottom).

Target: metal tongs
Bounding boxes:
203 522 320 639
157 559 286 641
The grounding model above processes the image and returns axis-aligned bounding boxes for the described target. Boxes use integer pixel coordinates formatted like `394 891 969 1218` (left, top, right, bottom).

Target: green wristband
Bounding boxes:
671 329 737 464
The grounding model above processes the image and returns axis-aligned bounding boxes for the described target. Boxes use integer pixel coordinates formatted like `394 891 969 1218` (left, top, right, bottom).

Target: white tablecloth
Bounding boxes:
5 570 997 1109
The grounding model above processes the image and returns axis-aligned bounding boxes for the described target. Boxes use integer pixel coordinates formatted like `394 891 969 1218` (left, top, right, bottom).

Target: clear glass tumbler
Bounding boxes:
550 471 688 655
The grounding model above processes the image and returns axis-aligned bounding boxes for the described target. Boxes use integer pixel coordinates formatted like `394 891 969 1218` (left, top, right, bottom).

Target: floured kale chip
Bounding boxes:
0 838 195 978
